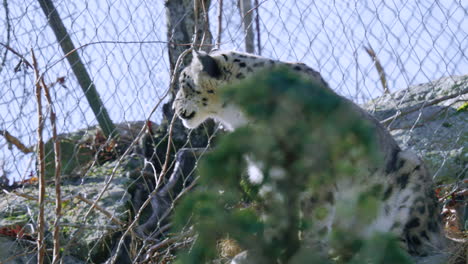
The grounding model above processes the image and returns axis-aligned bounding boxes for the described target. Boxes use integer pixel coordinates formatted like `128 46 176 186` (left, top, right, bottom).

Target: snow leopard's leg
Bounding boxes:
382 150 444 255
299 190 336 252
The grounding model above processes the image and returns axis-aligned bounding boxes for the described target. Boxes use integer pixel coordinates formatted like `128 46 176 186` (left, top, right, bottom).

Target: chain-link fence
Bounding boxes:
0 0 466 263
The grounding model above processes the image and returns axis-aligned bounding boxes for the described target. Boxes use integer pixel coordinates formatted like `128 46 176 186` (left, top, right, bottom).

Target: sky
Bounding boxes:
0 0 467 181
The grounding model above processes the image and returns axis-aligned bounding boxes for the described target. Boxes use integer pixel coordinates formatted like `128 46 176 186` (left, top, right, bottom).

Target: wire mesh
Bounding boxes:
0 0 466 263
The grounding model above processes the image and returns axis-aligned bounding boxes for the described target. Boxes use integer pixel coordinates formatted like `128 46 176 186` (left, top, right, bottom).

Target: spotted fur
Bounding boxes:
172 50 445 256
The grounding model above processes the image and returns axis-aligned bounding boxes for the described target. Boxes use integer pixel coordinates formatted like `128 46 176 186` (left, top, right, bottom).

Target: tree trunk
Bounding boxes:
238 0 255 53
164 0 213 121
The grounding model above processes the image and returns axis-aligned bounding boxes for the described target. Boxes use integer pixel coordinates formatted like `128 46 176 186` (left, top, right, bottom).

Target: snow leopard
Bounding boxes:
172 50 445 256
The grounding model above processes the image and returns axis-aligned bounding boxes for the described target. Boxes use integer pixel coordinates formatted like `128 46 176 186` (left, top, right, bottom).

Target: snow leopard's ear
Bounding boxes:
192 50 221 79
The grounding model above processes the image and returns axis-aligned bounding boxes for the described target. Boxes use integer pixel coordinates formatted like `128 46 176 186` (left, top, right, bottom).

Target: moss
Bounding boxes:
3 213 29 222
44 137 94 178
457 102 468 112
442 122 452 128
314 207 330 221
424 149 466 184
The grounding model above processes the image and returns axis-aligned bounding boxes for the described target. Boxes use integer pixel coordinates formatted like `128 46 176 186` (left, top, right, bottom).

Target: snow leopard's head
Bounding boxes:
172 51 246 130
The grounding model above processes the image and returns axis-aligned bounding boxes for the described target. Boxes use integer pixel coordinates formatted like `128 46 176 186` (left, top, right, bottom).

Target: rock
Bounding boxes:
412 253 452 264
364 74 468 182
0 236 86 264
230 251 249 264
0 118 211 263
0 236 35 263
0 155 141 263
43 121 156 178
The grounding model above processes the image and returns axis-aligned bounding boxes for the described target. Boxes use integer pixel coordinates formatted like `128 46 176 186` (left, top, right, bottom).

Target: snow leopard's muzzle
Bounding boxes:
179 108 196 120
172 89 208 129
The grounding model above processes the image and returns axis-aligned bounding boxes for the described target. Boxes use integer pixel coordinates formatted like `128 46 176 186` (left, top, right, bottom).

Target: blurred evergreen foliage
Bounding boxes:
173 68 413 264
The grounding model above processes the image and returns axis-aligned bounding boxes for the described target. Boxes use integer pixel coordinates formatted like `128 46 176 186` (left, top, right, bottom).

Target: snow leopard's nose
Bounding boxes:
180 109 196 120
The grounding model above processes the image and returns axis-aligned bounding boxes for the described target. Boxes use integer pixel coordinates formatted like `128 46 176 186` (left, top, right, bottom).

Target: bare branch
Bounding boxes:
216 0 223 49
58 223 120 230
364 45 389 94
0 0 11 74
254 0 261 55
238 0 255 53
381 87 468 126
5 190 126 228
198 0 211 50
160 115 177 180
4 190 39 201
38 0 117 139
77 47 190 230
0 130 33 154
108 115 178 264
1 250 37 264
75 194 126 227
144 229 194 260
0 43 32 68
386 99 464 131
61 66 174 256
31 48 46 264
41 77 62 264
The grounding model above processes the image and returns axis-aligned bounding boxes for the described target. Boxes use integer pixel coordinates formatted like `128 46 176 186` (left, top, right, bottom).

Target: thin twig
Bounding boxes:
139 153 201 241
216 0 223 49
5 190 70 203
200 0 210 51
387 99 464 131
130 148 208 261
61 48 186 257
193 0 201 49
132 133 217 261
245 0 267 16
42 41 195 75
364 45 389 94
41 75 62 264
159 115 177 182
57 223 120 230
381 87 468 126
0 130 34 153
4 190 39 201
4 190 127 229
108 114 178 264
171 174 199 205
63 99 163 256
169 48 193 94
238 0 255 53
31 48 46 264
0 43 32 68
145 230 194 259
0 40 206 76
0 0 11 74
109 48 193 263
75 194 126 227
1 250 37 264
39 0 117 138
192 0 212 52
83 48 192 219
